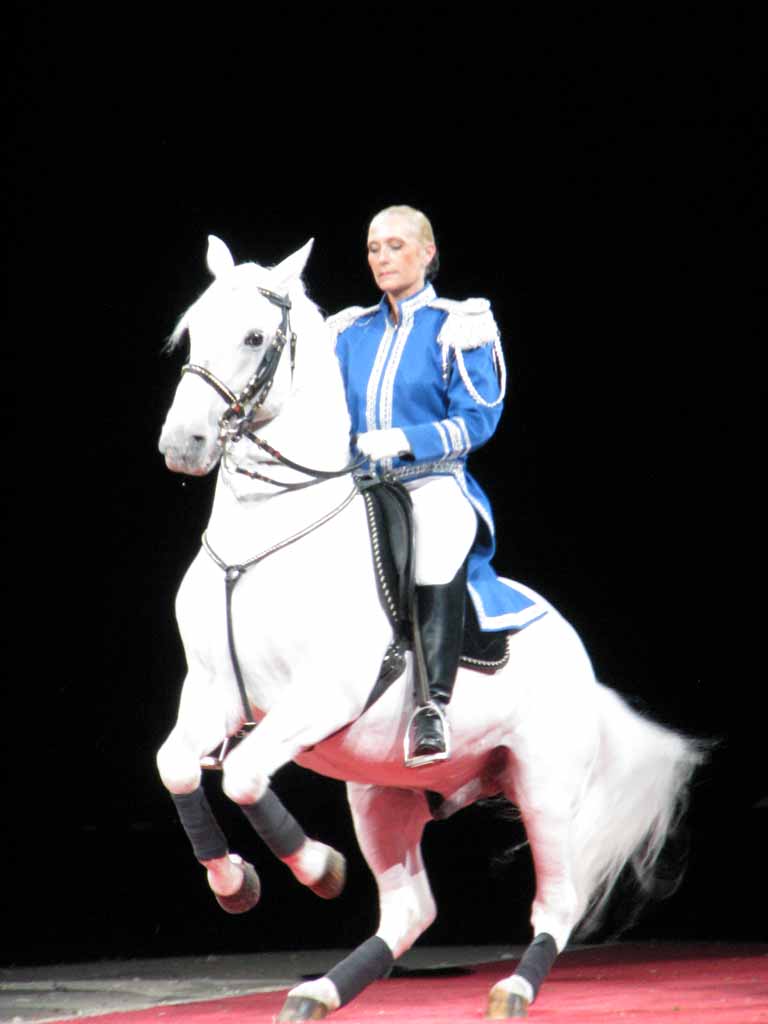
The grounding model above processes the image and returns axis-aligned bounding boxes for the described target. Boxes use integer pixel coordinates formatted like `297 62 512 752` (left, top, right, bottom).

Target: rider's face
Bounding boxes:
367 213 435 304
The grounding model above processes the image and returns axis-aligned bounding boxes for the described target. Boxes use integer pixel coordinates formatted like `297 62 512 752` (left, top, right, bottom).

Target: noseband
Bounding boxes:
180 286 363 489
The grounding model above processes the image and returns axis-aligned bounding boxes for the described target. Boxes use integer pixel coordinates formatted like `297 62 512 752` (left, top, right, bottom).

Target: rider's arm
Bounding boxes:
399 339 505 463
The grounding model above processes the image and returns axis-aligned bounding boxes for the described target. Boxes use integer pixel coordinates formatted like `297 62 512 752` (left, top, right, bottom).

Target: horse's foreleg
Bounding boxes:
236 788 347 900
157 711 261 913
216 690 361 901
166 786 262 913
220 685 362 804
277 783 433 1021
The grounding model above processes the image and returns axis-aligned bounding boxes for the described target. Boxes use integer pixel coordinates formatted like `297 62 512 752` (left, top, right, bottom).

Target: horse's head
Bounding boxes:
159 236 314 476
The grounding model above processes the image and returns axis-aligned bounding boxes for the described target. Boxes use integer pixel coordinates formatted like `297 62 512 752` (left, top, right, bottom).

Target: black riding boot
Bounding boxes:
407 562 467 766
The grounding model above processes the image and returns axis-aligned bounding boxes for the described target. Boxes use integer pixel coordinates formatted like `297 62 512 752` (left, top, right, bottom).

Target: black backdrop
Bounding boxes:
4 7 765 966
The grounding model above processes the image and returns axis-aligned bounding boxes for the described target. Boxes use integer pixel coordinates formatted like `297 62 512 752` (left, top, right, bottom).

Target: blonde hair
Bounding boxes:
369 205 440 280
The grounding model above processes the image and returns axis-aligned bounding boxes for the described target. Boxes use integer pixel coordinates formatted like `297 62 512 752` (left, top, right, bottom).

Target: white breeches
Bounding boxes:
406 475 477 585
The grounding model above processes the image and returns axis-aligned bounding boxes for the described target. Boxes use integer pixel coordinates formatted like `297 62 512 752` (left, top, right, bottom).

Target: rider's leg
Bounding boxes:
410 561 467 761
407 477 476 765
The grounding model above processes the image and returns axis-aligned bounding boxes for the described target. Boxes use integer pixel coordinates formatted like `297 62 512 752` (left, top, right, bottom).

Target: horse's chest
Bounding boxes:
176 529 383 685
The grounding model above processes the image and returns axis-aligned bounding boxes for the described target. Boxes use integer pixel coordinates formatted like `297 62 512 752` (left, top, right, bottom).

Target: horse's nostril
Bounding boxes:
192 435 206 445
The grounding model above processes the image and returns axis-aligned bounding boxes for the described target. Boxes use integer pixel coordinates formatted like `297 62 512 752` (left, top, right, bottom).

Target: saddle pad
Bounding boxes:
461 594 511 672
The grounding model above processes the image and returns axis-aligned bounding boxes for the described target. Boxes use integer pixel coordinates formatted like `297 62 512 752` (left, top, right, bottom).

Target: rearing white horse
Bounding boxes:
157 236 703 1021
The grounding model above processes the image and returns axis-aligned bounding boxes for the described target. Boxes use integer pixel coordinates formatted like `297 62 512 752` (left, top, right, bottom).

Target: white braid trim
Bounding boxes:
453 335 507 408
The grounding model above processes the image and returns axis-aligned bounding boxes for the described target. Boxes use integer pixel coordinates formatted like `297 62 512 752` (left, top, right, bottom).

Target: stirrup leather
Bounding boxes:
404 702 451 768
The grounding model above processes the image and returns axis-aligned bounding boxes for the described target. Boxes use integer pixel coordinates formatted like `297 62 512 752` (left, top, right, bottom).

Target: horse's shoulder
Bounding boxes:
326 304 379 338
428 297 500 351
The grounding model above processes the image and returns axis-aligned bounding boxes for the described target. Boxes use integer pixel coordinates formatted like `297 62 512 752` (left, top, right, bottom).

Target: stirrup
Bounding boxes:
200 723 257 771
404 703 450 768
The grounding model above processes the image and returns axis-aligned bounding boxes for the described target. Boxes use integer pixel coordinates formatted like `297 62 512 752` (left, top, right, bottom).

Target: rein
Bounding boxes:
230 430 366 490
203 484 359 727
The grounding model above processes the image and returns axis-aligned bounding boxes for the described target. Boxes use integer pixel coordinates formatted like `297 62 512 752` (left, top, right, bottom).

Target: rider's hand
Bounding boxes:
355 428 412 462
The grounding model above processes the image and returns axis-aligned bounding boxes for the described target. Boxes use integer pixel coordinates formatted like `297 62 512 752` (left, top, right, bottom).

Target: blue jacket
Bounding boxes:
332 284 546 631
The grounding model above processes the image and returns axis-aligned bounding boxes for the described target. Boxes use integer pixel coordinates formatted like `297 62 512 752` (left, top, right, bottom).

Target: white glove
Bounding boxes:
355 428 412 461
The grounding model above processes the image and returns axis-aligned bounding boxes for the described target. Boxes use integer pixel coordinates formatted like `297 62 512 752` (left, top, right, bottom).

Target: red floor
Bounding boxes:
56 943 768 1024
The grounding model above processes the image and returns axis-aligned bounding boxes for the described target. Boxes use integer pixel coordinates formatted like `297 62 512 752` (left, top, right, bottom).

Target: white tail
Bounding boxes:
571 684 707 936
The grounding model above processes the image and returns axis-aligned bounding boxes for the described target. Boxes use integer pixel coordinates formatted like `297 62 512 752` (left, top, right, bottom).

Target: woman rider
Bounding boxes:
331 206 534 766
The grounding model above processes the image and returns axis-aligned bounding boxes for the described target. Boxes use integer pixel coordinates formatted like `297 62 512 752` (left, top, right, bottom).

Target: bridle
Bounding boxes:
182 284 295 441
180 285 363 490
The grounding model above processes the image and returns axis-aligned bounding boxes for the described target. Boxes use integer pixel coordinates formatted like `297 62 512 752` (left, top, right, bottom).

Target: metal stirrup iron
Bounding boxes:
404 701 451 768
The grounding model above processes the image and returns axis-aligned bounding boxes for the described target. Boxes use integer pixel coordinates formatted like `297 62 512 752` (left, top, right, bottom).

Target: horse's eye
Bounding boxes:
245 331 265 348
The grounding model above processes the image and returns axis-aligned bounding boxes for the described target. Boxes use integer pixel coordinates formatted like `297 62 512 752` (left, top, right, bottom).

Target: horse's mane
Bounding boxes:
166 313 190 352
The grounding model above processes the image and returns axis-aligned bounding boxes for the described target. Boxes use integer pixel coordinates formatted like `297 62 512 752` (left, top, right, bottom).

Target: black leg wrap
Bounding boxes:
326 936 394 1007
239 788 306 858
171 788 228 862
515 933 559 999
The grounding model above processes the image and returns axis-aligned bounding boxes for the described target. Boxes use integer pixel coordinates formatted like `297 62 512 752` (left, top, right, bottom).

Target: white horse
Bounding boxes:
157 236 703 1020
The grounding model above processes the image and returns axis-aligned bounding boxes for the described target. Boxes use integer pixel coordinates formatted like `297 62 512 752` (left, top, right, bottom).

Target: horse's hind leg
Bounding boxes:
278 783 434 1021
487 767 581 1018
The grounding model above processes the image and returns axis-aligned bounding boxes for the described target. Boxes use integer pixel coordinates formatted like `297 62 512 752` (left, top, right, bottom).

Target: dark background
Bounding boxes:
4 7 765 966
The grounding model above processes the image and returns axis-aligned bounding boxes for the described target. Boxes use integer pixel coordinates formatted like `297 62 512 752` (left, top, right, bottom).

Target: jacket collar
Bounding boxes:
379 283 437 324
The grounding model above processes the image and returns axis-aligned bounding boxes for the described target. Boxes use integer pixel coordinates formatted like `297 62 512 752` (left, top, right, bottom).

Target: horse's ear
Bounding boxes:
271 239 314 288
206 235 235 277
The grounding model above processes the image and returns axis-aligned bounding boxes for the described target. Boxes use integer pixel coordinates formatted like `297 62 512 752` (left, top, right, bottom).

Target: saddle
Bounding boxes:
357 476 511 710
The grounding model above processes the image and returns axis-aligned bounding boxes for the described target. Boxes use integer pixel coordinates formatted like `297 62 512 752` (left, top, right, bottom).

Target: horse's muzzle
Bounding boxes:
159 432 219 476
163 451 212 476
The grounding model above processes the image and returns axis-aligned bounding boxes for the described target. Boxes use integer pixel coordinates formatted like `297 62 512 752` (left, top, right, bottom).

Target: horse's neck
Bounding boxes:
209 471 354 560
206 322 355 555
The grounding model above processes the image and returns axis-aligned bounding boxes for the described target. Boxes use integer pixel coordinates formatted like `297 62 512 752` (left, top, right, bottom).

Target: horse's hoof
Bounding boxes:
487 983 529 1018
277 995 329 1020
309 848 346 900
215 859 261 914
